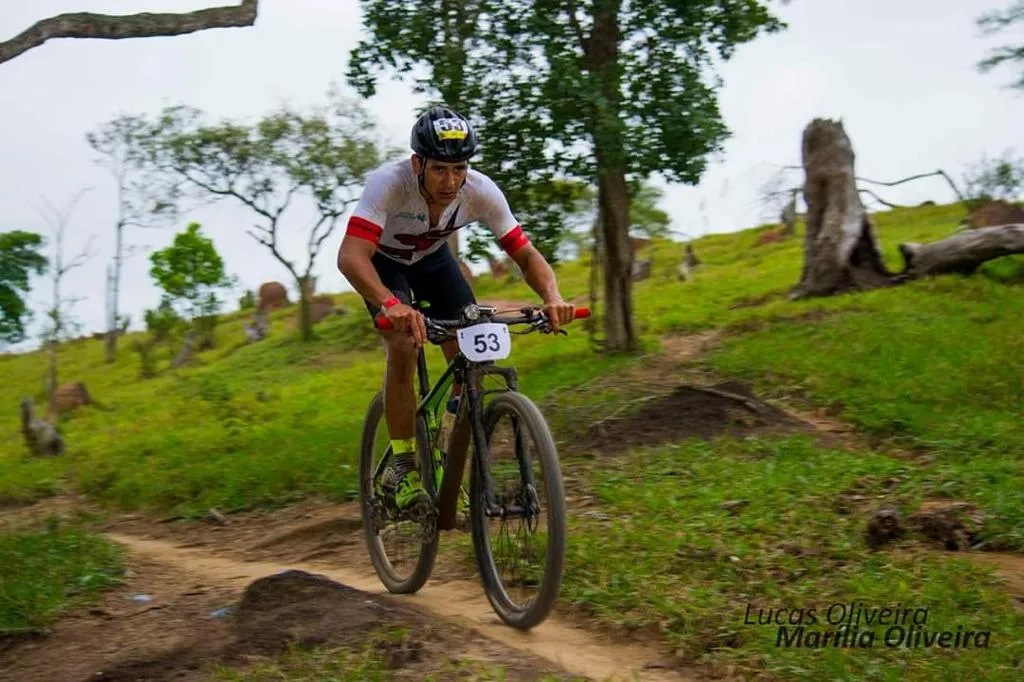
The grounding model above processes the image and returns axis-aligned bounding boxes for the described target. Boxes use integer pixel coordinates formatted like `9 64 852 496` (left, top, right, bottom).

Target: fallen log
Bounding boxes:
899 224 1024 277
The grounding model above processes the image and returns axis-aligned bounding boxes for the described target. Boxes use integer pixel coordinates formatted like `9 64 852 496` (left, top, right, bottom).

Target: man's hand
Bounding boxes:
543 297 575 333
384 303 426 346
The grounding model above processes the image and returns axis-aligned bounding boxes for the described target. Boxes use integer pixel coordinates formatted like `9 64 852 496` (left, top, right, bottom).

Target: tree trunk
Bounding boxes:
104 220 124 363
598 169 636 351
790 118 895 300
47 340 58 416
172 328 196 368
296 274 314 341
899 224 1024 277
585 0 636 352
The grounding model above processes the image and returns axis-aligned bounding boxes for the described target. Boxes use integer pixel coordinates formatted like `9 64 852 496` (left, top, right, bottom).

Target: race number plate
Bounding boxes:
457 323 512 361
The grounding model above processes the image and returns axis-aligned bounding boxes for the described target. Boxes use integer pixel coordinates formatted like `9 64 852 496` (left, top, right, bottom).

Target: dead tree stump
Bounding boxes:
20 398 64 456
790 119 894 299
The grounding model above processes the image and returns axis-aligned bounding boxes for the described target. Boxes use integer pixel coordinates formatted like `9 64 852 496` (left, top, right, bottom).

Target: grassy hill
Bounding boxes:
2 202 1022 680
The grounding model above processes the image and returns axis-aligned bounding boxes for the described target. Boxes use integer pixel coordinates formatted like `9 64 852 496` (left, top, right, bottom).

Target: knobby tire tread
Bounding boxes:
470 391 567 630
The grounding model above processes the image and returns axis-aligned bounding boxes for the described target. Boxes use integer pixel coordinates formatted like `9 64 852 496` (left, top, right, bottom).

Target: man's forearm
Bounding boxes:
520 249 563 303
339 249 393 308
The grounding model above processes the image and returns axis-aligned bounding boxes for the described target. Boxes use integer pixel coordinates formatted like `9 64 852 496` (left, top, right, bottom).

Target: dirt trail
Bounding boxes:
102 531 692 682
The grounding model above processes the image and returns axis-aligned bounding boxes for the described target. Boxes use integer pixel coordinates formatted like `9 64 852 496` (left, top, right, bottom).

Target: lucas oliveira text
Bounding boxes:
743 602 991 649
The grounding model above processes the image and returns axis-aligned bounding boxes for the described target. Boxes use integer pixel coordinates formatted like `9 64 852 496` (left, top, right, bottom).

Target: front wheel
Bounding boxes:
469 391 567 630
358 391 438 593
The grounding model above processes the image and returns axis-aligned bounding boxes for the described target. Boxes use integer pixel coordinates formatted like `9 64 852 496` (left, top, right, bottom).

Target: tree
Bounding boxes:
150 222 232 319
0 231 48 345
349 1 785 352
86 115 174 364
962 148 1024 203
133 89 389 341
33 189 96 414
149 221 233 363
976 1 1024 89
0 1 258 66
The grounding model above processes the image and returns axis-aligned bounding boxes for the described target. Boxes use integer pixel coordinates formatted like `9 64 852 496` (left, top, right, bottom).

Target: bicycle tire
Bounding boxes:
358 391 439 594
469 391 567 629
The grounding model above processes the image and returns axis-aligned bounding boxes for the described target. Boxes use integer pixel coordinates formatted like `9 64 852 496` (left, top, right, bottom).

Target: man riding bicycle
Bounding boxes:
337 104 577 514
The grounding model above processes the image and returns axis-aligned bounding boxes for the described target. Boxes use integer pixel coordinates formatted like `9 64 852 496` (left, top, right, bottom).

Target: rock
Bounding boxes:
719 500 750 515
257 281 289 312
865 505 904 549
53 381 92 413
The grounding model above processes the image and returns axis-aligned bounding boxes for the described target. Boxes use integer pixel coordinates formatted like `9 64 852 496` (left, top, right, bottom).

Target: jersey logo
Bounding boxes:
379 204 461 261
433 117 469 141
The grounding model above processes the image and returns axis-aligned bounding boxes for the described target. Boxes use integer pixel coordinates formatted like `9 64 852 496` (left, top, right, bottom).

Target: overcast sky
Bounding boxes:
1 0 1021 353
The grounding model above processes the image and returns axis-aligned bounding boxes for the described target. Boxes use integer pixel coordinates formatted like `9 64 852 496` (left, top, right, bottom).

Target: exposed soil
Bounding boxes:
2 498 693 682
0 547 570 682
574 379 825 454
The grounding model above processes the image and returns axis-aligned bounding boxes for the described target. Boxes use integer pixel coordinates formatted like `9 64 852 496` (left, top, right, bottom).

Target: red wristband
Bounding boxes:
381 296 400 310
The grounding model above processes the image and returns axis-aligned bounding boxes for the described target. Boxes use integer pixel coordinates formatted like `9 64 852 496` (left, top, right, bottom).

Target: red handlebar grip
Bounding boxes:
374 316 394 331
574 307 591 319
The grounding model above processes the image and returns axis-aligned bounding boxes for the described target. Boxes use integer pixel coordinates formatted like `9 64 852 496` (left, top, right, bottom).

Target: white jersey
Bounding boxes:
344 159 529 265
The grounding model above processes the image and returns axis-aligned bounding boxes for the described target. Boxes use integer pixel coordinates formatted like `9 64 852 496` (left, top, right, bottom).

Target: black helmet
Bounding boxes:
410 105 478 162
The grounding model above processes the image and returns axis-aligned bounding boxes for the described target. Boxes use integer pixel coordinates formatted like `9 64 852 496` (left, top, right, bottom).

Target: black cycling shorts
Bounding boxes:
362 243 476 322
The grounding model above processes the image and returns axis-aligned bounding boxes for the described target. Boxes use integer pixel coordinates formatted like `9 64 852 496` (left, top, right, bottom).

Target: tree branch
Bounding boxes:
858 188 907 209
178 169 279 223
0 1 258 66
62 234 97 275
856 170 966 203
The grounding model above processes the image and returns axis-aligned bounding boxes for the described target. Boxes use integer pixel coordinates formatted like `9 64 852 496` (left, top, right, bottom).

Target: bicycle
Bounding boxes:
358 299 590 630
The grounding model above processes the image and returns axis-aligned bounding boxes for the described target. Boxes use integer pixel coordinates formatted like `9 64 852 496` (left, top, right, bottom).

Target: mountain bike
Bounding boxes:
358 299 589 630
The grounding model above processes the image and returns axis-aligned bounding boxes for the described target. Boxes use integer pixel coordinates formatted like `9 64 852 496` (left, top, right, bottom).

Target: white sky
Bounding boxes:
1 0 1022 352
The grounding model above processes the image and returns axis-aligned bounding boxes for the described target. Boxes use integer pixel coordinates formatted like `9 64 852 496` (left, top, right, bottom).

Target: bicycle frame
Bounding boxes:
370 339 532 528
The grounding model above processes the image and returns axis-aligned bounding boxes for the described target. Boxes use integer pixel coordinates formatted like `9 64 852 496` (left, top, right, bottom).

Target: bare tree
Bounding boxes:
134 90 389 340
0 1 258 66
87 116 174 364
32 189 97 415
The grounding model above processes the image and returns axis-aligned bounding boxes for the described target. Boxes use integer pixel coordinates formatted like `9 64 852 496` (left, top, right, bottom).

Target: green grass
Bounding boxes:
0 518 124 635
560 438 1024 681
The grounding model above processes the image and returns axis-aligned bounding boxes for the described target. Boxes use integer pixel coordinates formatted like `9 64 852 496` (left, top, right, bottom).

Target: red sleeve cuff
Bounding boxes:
498 225 529 255
346 216 383 244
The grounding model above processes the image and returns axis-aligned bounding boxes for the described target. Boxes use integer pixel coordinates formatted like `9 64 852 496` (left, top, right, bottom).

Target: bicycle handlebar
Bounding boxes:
374 305 591 333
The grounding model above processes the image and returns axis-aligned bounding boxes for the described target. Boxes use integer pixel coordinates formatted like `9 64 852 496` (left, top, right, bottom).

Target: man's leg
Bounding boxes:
381 326 429 509
359 258 428 511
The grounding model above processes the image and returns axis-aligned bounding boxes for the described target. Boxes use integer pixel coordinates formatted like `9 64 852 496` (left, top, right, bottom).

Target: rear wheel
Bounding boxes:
359 391 438 593
469 391 566 629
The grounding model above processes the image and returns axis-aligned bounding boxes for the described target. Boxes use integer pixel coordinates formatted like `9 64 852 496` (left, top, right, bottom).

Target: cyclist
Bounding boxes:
337 104 576 514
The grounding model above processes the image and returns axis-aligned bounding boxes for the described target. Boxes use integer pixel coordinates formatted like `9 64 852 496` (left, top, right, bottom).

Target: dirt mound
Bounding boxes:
576 380 818 453
234 569 406 654
88 570 435 681
907 500 985 551
966 200 1024 229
